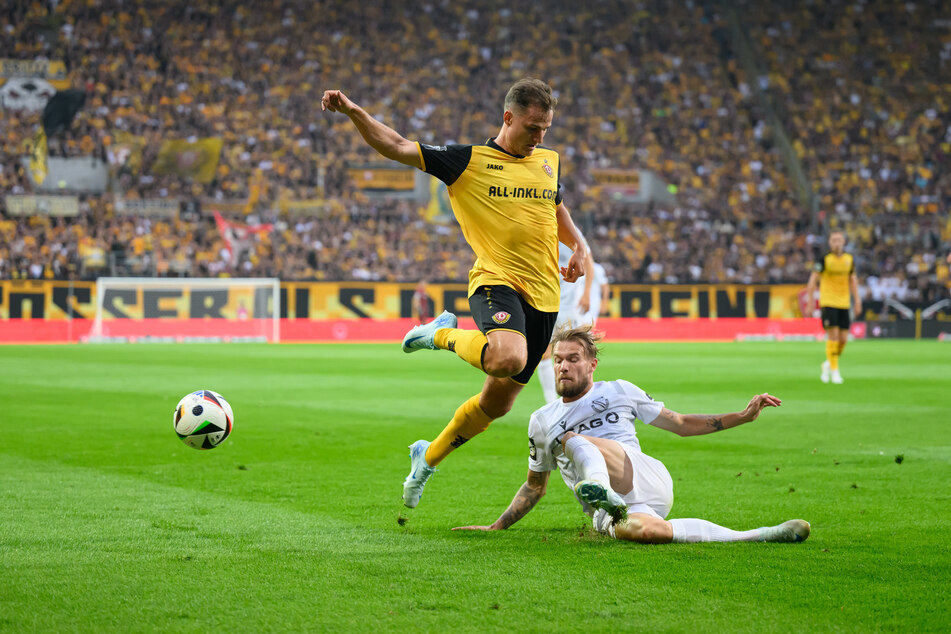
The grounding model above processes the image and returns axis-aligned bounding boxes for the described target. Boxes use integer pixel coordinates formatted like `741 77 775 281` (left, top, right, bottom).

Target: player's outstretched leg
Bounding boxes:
402 439 437 508
759 519 811 543
574 480 627 525
402 310 458 353
667 517 810 543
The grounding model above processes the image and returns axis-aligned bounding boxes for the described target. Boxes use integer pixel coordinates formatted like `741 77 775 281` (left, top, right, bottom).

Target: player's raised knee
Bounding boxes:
482 350 527 377
560 430 578 452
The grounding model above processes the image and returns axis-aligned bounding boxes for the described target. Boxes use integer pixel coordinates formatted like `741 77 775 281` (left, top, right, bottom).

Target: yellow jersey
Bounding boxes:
417 139 562 312
814 252 855 309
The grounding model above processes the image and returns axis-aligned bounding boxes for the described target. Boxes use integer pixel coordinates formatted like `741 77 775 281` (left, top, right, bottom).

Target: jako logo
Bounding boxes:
491 311 511 324
487 163 504 171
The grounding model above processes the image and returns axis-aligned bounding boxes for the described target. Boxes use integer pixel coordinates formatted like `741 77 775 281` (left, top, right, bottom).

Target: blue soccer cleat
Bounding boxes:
401 310 458 353
402 440 437 508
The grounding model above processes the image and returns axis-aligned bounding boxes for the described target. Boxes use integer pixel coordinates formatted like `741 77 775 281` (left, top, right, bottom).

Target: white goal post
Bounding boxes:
88 277 280 343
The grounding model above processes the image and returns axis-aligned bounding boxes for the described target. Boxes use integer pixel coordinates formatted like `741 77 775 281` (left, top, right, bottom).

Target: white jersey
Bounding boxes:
528 379 664 493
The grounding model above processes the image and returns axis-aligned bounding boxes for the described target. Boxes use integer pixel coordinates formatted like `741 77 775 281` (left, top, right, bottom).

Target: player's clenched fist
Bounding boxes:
321 90 355 114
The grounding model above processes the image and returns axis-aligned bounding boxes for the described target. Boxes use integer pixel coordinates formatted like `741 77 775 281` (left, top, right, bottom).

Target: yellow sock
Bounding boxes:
826 340 840 370
425 394 494 466
434 328 488 371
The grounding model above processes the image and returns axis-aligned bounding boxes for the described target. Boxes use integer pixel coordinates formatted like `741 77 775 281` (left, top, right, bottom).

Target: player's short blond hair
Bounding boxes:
504 78 557 113
551 324 602 361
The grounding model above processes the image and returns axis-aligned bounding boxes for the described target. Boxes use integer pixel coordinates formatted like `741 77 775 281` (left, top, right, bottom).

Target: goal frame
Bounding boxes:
89 277 281 343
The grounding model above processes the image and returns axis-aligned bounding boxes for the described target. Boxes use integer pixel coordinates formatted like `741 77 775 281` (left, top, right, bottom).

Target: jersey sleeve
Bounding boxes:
616 379 664 425
416 143 472 186
813 255 826 273
528 412 556 472
554 160 563 205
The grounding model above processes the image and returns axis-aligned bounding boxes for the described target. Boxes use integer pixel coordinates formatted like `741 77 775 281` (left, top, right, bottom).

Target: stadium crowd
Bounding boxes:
1 0 949 302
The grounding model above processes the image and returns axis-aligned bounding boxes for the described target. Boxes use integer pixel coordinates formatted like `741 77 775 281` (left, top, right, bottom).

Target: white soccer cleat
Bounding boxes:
820 360 831 384
402 310 458 353
831 369 843 384
574 480 628 525
402 439 437 508
760 519 811 543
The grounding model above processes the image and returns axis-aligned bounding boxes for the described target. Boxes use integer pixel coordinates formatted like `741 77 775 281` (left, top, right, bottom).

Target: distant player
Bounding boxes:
454 325 811 544
806 231 862 384
536 242 595 403
411 280 434 324
322 79 590 509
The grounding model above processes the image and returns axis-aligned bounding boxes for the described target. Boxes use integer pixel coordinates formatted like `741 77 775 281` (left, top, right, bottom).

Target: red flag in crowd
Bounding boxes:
213 210 273 265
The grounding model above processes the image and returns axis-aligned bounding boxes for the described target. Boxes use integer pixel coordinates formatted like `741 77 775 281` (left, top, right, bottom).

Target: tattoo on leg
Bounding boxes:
707 416 724 432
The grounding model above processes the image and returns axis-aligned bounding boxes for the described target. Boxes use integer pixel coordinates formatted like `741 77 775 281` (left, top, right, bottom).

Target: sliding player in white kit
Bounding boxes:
456 325 811 544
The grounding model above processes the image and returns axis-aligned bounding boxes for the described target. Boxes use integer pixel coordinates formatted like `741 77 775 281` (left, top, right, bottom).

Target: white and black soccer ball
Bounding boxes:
173 390 234 450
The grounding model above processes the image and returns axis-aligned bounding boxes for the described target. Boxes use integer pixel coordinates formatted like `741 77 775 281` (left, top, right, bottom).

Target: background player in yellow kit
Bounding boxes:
806 231 863 384
322 79 590 508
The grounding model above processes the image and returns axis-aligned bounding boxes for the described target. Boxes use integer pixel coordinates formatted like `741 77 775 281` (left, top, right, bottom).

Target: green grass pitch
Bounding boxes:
1 340 949 632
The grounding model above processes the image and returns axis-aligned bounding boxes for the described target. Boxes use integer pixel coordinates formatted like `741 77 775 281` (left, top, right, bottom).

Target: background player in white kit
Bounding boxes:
536 243 596 402
579 260 609 325
457 325 811 544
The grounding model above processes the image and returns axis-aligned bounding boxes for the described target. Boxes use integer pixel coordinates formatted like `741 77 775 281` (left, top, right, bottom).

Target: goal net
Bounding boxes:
87 277 280 343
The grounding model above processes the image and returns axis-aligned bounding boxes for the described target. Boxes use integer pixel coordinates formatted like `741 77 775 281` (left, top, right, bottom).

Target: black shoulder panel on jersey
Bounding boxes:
486 137 523 158
418 143 473 186
555 159 563 206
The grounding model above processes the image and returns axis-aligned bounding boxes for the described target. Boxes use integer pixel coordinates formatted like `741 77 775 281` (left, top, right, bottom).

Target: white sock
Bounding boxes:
537 359 558 403
670 518 764 543
563 435 611 488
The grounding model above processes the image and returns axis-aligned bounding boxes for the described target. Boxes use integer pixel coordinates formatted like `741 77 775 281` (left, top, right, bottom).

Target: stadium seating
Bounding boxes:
1 0 947 300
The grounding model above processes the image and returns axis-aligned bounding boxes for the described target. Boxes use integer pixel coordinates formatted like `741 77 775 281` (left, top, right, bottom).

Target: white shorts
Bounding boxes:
591 445 674 537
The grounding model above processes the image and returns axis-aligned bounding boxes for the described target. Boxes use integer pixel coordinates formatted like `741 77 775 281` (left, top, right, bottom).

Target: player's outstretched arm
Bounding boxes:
453 470 549 531
649 393 782 437
321 89 422 169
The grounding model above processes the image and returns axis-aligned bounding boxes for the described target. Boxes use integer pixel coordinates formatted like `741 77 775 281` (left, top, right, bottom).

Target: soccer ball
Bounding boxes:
173 390 234 450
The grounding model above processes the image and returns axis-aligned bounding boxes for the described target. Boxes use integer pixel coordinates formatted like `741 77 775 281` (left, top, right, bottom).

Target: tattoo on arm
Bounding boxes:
496 483 543 529
706 416 724 432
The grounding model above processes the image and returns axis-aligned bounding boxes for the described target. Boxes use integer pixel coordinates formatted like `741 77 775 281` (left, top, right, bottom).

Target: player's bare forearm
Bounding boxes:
556 203 588 282
652 394 781 436
321 90 421 168
346 106 421 168
679 411 748 435
490 481 545 529
452 471 548 532
556 204 586 253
